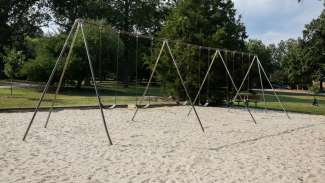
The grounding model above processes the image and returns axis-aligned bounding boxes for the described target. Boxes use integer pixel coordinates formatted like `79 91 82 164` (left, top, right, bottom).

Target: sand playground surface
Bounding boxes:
1 106 325 183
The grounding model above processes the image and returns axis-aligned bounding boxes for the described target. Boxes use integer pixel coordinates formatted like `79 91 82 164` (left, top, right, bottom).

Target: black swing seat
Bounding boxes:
143 103 150 109
234 95 260 107
203 100 209 107
109 104 117 109
183 101 189 106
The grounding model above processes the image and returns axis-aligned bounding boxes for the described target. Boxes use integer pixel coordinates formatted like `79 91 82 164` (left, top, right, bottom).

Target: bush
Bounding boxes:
20 20 125 86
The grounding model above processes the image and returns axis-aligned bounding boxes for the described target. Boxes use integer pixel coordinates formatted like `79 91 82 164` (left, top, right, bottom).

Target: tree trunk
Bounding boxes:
320 79 323 92
10 79 13 96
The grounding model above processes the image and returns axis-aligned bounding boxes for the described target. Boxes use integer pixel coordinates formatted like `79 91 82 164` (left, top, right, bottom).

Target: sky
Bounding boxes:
43 1 323 45
233 0 323 45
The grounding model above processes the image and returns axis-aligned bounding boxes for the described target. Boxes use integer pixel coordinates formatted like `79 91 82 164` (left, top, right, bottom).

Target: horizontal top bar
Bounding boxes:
80 19 257 57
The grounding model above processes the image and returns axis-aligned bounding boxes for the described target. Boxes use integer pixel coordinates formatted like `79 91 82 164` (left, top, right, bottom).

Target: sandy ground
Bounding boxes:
0 106 325 183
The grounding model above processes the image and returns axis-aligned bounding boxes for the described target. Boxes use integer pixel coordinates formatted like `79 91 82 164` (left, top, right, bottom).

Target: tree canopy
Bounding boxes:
1 0 324 97
302 9 325 90
149 0 247 103
20 20 124 87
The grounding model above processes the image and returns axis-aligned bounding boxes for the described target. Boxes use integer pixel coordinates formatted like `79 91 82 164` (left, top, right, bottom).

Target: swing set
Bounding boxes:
187 49 290 123
22 19 290 145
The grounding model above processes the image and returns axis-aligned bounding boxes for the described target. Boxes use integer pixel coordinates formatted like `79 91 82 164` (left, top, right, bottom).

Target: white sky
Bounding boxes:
42 1 324 44
233 0 324 44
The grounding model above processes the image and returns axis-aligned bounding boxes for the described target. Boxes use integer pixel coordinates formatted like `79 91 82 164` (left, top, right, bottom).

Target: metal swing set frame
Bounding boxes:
22 19 113 145
22 19 205 145
187 50 290 123
131 40 205 133
22 19 289 145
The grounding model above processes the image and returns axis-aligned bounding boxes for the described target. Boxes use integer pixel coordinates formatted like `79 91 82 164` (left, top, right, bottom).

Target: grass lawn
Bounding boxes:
0 84 169 109
1 84 325 116
235 92 325 115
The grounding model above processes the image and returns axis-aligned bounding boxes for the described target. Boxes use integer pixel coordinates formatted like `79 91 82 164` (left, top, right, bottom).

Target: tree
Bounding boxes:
302 10 325 91
48 0 172 34
47 0 109 30
150 0 247 104
246 39 274 72
48 1 174 86
245 39 275 88
66 20 125 88
20 36 58 82
3 48 26 96
280 39 313 89
0 0 49 78
20 20 125 88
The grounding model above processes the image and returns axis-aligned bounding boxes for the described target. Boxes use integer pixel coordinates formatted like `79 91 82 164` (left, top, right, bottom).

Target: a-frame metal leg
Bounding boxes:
257 59 267 111
231 56 257 124
187 50 256 124
22 20 79 141
80 21 113 145
257 58 290 119
44 23 81 128
232 56 257 101
187 50 218 116
165 42 205 132
218 51 257 124
132 41 166 121
131 41 205 132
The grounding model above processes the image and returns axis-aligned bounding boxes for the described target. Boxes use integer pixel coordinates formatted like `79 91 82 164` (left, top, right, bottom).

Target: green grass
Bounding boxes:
1 83 325 116
0 84 169 109
234 93 325 115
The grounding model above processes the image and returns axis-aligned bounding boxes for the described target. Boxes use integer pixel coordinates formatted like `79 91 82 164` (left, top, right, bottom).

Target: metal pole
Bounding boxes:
187 50 218 116
188 50 257 124
218 51 257 124
148 37 154 107
232 56 256 101
131 41 166 121
110 31 120 109
257 59 267 111
165 41 205 132
80 21 113 145
115 31 120 106
135 35 139 105
257 57 290 119
44 23 81 128
198 47 202 105
22 20 78 141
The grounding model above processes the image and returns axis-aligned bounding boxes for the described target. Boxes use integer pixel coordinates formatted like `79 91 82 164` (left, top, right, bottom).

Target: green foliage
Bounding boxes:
149 0 247 104
48 0 172 34
0 0 47 78
302 10 325 84
20 36 58 81
3 48 26 79
0 1 45 45
309 82 320 94
246 39 274 72
270 39 313 88
270 10 325 89
281 39 311 85
245 39 274 88
67 20 125 86
20 20 125 86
